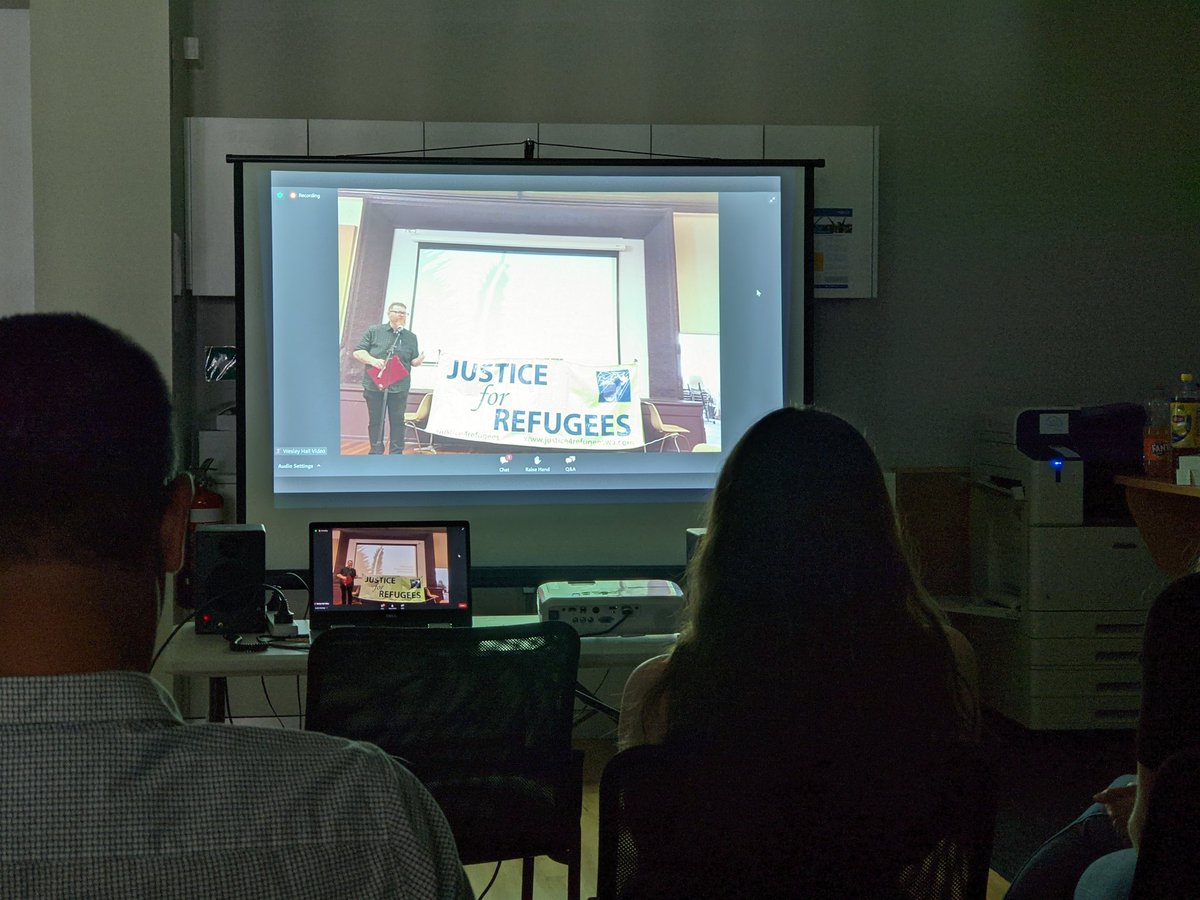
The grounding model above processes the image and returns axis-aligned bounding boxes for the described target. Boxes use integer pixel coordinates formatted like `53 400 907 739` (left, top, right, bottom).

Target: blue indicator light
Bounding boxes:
1051 458 1064 469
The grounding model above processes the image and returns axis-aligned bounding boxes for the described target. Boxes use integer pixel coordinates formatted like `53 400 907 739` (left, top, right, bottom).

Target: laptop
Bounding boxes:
309 521 472 631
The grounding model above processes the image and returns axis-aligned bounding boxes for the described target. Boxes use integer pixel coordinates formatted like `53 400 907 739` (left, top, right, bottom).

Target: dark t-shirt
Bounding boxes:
355 324 420 393
1137 572 1200 769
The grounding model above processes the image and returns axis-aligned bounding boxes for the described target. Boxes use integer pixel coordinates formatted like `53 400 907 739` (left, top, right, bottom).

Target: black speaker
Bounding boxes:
192 524 268 634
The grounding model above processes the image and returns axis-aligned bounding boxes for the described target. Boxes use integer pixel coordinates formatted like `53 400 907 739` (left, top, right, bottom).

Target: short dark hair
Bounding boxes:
0 314 175 568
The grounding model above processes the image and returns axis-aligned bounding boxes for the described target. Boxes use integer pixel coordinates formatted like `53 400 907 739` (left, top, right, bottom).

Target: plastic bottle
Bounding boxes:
1144 389 1175 478
1170 373 1200 456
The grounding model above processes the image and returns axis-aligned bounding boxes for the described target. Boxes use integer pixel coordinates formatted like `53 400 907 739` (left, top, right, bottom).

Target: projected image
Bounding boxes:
327 526 453 609
335 189 722 457
258 161 795 504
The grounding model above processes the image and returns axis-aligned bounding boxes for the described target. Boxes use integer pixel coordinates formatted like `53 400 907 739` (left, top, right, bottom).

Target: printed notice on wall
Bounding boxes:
813 207 853 290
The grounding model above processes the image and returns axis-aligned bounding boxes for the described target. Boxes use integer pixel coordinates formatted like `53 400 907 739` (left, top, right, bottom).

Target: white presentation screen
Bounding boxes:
236 158 812 567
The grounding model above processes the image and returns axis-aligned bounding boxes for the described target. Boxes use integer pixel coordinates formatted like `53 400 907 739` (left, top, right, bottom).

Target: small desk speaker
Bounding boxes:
192 524 268 634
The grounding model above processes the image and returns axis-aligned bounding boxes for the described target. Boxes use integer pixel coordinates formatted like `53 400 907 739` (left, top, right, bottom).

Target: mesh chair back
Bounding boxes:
307 622 583 870
598 742 995 900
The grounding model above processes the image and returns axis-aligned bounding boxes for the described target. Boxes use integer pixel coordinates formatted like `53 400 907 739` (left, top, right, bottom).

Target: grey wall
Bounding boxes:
30 0 172 375
0 9 33 318
177 1 1198 468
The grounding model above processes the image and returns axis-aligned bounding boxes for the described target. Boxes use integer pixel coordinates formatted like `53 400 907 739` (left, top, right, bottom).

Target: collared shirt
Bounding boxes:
356 325 420 392
0 672 473 899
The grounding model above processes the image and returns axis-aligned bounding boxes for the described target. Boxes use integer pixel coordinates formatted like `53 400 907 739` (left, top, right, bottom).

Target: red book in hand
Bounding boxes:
369 355 409 390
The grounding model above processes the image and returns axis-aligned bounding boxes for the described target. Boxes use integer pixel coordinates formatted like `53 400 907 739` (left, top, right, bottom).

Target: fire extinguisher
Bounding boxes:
178 458 224 608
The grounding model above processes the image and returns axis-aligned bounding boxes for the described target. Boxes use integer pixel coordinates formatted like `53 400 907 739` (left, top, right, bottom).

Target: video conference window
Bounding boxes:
319 526 457 611
332 189 723 456
257 163 793 504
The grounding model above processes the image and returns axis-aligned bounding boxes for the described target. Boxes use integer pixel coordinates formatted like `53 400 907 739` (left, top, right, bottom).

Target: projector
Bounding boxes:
537 580 685 637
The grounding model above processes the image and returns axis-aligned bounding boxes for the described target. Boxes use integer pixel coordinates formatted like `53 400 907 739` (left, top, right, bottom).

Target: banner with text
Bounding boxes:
358 575 427 604
426 357 644 450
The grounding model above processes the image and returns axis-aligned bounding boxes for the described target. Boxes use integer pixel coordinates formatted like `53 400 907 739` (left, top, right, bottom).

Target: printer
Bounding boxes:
973 404 1144 527
963 404 1165 729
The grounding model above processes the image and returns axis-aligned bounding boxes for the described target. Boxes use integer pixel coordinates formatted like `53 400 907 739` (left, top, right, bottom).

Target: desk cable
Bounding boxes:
260 676 287 729
150 581 308 671
151 581 269 672
574 679 620 724
574 613 631 638
271 571 311 619
474 861 502 899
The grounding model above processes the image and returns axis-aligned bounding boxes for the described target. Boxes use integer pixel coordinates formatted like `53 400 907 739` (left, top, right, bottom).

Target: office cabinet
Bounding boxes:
961 489 1165 729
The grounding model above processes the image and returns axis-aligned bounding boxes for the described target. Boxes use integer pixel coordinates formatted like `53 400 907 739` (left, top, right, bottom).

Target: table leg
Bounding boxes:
208 676 228 723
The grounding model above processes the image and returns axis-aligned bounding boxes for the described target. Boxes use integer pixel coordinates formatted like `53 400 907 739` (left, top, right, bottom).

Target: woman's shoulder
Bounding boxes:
618 654 671 750
627 654 670 690
622 654 671 718
1143 572 1200 652
1146 572 1200 634
942 624 979 690
1152 572 1200 609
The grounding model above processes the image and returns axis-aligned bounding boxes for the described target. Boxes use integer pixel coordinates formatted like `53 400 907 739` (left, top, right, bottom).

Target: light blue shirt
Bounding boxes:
0 671 472 899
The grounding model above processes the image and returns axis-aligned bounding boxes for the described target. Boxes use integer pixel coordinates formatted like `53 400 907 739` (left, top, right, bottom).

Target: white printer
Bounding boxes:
962 404 1166 729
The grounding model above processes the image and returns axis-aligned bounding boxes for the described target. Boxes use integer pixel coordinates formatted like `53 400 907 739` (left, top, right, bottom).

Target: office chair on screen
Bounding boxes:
597 743 996 900
306 621 584 900
1130 745 1200 899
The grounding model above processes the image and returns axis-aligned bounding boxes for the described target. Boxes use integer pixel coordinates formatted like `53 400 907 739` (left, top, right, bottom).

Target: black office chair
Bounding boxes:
597 742 996 900
1131 745 1200 899
306 621 584 900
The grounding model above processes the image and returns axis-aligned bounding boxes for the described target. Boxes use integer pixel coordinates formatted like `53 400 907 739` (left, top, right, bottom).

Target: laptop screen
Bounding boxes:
309 521 472 628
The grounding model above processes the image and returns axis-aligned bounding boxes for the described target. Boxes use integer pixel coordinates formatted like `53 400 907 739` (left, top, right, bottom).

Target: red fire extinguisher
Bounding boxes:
178 458 225 608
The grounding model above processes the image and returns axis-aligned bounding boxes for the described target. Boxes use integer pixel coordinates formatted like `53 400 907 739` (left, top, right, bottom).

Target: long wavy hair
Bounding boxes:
644 407 976 763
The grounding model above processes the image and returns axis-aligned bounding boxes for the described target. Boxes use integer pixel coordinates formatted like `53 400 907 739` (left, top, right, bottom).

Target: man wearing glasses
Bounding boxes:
353 302 426 454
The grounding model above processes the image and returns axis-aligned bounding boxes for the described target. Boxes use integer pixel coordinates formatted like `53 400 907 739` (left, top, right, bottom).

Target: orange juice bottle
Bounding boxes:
1171 373 1200 457
1144 390 1174 477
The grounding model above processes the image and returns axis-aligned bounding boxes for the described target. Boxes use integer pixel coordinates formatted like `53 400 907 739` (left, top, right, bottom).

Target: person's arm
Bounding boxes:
377 753 475 900
1129 574 1200 847
945 625 979 694
944 624 981 738
1093 778 1138 837
353 348 385 369
1128 761 1157 850
618 655 669 751
412 352 426 366
353 328 386 369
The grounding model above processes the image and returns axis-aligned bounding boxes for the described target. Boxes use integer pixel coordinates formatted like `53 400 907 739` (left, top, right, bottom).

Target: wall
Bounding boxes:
0 8 33 318
30 0 172 373
179 1 1199 468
